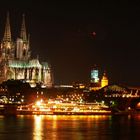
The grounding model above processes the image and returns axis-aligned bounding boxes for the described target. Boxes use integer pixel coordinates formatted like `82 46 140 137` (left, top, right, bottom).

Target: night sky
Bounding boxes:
0 0 140 86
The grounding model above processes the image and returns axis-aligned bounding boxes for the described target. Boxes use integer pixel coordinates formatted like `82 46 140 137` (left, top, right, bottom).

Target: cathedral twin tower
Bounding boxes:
1 13 30 61
0 13 53 87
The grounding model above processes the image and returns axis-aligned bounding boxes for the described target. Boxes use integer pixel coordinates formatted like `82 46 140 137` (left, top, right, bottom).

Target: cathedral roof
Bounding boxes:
9 60 28 68
41 62 49 68
8 59 42 68
29 59 42 68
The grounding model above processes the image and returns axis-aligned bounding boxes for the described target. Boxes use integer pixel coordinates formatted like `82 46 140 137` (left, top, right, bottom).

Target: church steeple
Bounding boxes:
101 71 109 88
3 12 11 42
20 14 27 41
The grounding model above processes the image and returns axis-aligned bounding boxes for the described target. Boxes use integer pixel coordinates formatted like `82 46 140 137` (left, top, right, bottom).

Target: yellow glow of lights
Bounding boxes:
36 101 41 106
136 102 140 108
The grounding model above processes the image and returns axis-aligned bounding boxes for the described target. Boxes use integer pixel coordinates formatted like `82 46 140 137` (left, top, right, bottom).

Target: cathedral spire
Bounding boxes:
20 14 27 41
3 12 11 42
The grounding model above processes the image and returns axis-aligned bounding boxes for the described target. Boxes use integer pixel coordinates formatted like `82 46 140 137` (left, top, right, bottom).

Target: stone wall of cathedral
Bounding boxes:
0 13 53 87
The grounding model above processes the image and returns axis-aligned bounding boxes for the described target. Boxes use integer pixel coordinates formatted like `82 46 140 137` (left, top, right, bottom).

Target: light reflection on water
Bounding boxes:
33 116 43 140
33 115 110 140
0 115 140 140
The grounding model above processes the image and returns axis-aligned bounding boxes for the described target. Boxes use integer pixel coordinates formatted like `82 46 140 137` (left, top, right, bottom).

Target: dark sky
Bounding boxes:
0 0 140 86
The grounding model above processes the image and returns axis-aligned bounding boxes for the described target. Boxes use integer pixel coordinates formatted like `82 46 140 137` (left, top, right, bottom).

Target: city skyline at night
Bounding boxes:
1 1 140 140
0 1 140 86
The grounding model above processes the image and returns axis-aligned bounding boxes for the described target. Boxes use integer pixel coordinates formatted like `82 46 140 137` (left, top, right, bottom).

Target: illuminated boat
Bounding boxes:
17 101 53 115
53 110 111 115
53 103 111 115
17 100 112 115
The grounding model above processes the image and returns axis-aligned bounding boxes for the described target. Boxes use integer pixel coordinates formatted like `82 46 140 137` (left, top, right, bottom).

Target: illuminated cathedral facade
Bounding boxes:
0 13 53 87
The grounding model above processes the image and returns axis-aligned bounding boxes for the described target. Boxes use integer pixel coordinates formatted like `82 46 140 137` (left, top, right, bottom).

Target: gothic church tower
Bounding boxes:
0 13 53 87
1 12 14 61
16 14 30 60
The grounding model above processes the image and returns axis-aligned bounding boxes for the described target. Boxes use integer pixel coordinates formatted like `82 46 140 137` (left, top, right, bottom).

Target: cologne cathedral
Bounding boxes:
0 13 53 87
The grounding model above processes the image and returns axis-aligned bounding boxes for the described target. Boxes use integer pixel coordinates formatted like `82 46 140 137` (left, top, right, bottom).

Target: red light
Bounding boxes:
92 32 96 36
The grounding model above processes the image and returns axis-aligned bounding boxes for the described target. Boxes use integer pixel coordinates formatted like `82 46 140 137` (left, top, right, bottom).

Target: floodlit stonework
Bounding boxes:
0 13 53 87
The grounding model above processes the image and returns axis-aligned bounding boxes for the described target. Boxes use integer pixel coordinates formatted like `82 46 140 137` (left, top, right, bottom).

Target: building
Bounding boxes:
0 13 53 87
101 72 108 88
90 65 99 83
89 66 108 91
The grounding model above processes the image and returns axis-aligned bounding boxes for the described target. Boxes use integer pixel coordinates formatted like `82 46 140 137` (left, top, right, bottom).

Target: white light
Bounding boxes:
36 101 41 106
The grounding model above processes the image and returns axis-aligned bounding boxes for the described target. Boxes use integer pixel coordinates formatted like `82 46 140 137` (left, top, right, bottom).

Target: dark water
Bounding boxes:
0 115 140 140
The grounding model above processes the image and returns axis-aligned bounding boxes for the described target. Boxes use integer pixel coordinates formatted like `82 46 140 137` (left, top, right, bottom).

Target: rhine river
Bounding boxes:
0 115 140 140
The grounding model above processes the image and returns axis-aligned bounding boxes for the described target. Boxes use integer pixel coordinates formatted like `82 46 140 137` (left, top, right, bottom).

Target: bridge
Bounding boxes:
88 84 140 110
